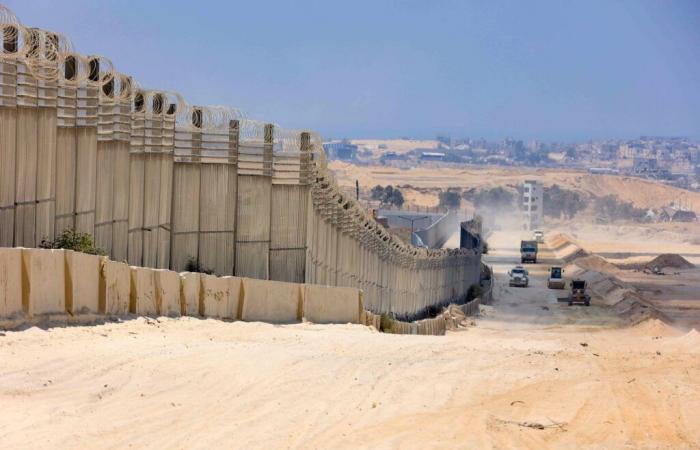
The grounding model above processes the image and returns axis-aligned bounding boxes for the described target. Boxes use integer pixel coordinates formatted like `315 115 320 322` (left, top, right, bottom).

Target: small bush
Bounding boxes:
184 257 213 275
371 185 405 208
380 313 395 333
40 229 105 255
438 190 461 209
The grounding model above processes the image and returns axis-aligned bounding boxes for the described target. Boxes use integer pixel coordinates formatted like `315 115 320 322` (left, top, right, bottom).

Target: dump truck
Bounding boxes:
547 266 565 289
508 266 529 287
567 280 590 306
520 240 538 263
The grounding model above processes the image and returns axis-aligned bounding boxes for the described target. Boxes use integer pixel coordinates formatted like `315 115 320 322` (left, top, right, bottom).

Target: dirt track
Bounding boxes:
1 234 699 449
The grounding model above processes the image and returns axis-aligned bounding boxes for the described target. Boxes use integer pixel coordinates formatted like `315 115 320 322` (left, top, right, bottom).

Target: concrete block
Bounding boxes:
0 248 22 318
242 278 300 324
65 251 101 314
201 274 241 319
22 248 66 316
180 272 201 316
303 284 361 324
154 269 181 317
130 267 157 316
100 259 130 315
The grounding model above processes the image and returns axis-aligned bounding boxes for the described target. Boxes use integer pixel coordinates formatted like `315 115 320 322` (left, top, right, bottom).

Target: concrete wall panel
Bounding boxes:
180 272 201 316
201 274 240 319
0 248 22 318
22 248 66 316
100 259 130 316
242 278 300 324
154 269 181 317
303 285 361 324
65 251 101 314
130 267 157 316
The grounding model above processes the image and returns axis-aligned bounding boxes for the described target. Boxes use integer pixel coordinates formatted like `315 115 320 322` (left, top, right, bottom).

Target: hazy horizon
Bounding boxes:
6 0 700 140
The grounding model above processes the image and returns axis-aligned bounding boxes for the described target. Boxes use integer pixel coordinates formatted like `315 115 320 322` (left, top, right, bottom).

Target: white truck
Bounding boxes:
534 230 544 243
508 266 529 287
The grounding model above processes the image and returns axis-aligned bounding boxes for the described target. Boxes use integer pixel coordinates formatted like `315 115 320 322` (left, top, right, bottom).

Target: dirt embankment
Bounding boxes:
618 254 696 271
547 234 670 324
330 161 700 213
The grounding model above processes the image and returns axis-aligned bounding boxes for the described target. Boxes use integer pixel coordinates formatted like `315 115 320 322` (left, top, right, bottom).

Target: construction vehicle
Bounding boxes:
547 266 565 289
567 280 590 306
520 240 538 263
508 266 529 287
534 230 544 243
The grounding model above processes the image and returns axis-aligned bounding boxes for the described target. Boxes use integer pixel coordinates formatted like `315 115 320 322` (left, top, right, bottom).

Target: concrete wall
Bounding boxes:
375 210 443 230
180 272 201 316
22 248 66 316
201 274 241 320
242 278 301 323
0 248 22 318
154 269 181 317
0 248 365 328
101 259 130 315
0 18 480 319
303 284 361 324
65 250 101 314
412 211 459 249
130 267 157 316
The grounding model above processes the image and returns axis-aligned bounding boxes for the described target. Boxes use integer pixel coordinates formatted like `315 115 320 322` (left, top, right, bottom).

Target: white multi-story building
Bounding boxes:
523 180 543 230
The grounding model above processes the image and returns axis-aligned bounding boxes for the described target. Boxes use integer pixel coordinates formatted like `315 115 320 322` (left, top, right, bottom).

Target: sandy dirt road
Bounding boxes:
1 235 699 449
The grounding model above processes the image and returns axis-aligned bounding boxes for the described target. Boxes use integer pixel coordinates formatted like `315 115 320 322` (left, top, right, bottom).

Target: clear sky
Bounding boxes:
5 0 700 141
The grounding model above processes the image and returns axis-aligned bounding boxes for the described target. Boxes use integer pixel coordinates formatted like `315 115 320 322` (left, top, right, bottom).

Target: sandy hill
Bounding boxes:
330 162 700 212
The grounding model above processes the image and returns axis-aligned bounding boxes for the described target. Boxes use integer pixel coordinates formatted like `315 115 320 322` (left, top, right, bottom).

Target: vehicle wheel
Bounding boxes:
584 300 590 306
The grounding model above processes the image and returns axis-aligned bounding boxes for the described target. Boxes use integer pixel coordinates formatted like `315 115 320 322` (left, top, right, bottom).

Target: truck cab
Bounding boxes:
508 266 529 287
520 240 538 263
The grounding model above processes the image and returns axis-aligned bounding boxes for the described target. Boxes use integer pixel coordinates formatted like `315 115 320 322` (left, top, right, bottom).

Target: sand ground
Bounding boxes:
2 232 699 449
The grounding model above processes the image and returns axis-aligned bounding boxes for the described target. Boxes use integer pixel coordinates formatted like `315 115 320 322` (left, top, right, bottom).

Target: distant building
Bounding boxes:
436 135 451 147
523 180 543 230
420 152 446 161
588 167 620 175
658 207 697 222
633 157 658 175
322 139 358 161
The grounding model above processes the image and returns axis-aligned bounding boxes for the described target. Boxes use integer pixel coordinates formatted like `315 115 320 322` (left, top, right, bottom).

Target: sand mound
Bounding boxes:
617 253 696 271
664 329 700 353
645 254 695 270
574 254 620 275
632 317 678 337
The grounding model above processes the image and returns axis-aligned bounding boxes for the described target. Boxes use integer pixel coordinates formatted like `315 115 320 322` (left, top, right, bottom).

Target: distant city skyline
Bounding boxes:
6 0 700 140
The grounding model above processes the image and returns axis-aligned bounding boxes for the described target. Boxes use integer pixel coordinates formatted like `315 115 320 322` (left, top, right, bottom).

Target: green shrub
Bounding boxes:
380 313 395 333
370 185 405 208
40 229 105 255
543 185 587 219
184 257 213 275
438 190 461 209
